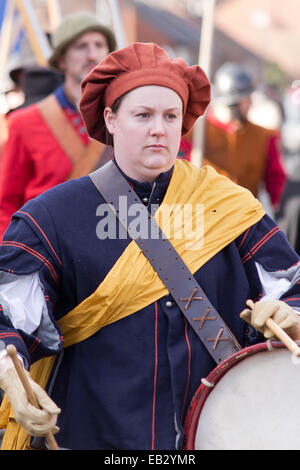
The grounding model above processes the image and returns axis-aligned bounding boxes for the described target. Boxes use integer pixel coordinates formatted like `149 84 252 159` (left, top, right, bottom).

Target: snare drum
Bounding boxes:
184 342 300 450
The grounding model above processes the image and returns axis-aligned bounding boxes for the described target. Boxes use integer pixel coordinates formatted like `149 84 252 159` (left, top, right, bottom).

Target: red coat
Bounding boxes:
0 99 89 240
0 114 8 168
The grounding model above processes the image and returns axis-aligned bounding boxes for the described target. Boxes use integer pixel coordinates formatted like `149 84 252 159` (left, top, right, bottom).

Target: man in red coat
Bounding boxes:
0 114 8 167
0 11 116 240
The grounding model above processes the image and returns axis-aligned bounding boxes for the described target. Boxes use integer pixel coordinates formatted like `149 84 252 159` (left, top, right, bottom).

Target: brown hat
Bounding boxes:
80 42 211 144
48 11 117 70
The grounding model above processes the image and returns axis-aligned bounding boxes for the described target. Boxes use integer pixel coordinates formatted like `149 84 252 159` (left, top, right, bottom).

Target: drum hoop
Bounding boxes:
183 341 285 450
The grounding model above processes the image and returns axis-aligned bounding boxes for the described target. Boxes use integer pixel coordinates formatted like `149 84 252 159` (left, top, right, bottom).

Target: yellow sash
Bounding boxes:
0 160 265 449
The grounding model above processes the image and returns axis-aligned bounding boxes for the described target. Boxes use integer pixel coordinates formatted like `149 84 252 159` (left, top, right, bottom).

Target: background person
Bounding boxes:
204 63 287 212
179 62 287 215
0 11 116 240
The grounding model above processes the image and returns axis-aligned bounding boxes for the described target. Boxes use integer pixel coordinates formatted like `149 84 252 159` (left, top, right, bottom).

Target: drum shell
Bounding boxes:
183 342 297 450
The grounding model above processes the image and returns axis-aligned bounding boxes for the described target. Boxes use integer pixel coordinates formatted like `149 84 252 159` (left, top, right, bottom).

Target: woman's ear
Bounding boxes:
103 107 115 135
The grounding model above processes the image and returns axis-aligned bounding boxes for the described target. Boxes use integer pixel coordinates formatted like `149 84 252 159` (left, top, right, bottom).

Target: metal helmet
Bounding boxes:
213 63 255 105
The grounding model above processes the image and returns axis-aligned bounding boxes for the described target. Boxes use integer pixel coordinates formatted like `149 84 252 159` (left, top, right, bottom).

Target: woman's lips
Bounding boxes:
146 144 166 150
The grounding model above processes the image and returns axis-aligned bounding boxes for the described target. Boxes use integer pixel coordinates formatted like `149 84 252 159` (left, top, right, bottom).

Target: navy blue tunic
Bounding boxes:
0 163 300 449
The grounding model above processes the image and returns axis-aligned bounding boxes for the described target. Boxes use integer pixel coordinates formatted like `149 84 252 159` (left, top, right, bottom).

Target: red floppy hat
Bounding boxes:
80 42 211 144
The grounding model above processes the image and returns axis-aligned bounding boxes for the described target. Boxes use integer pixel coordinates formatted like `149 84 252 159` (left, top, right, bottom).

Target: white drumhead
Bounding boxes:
195 348 300 450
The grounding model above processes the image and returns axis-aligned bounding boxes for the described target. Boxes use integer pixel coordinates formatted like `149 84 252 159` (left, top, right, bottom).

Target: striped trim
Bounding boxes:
17 210 62 266
237 228 250 251
44 294 55 310
152 301 158 451
0 332 24 342
28 338 40 355
1 240 59 284
241 226 280 264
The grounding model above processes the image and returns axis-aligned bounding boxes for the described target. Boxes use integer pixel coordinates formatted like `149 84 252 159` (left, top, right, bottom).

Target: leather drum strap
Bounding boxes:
89 161 241 364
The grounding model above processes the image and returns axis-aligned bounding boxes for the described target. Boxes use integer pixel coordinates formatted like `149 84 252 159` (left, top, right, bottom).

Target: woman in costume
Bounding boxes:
0 42 299 450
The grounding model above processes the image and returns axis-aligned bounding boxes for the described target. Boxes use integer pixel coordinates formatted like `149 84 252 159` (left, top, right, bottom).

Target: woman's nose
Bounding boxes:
150 116 165 136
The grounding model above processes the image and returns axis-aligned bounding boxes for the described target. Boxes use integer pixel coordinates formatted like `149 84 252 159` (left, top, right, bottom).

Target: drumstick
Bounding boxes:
246 300 300 357
266 318 300 357
6 344 59 450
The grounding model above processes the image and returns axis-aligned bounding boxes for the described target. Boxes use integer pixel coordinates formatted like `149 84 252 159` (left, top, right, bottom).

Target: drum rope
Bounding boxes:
201 378 214 388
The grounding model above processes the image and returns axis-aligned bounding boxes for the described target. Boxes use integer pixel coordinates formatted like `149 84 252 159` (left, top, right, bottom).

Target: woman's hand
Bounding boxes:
0 357 60 436
240 299 300 340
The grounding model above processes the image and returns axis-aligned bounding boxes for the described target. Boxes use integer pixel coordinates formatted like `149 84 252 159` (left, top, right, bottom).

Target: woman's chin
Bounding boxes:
144 154 173 170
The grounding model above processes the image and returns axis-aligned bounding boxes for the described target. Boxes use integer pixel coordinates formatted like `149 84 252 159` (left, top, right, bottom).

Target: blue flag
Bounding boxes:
0 0 8 32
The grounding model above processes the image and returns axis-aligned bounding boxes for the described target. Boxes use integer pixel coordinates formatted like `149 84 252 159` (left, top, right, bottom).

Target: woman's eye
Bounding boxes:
137 113 149 118
166 113 176 120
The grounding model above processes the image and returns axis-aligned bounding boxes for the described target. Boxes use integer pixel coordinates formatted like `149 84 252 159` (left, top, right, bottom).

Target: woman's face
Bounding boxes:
104 85 183 183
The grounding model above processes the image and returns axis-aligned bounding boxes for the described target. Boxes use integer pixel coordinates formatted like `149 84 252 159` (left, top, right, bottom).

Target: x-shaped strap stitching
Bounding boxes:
178 287 203 310
205 327 230 351
192 307 217 329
